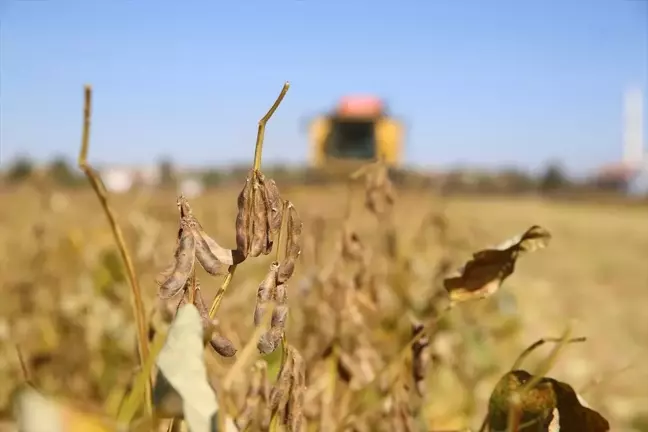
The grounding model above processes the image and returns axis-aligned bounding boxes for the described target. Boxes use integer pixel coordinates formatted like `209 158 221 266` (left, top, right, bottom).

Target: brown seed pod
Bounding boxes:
158 219 196 299
235 397 257 430
194 284 237 357
192 226 235 275
360 162 395 217
182 195 240 272
257 326 284 356
235 172 253 258
235 361 268 430
259 365 271 407
257 281 289 355
381 380 415 432
410 318 430 396
286 347 306 432
171 195 242 280
154 262 177 299
209 335 237 358
258 173 283 235
341 225 364 262
255 262 280 326
277 202 303 284
270 283 289 330
261 352 294 430
249 176 271 257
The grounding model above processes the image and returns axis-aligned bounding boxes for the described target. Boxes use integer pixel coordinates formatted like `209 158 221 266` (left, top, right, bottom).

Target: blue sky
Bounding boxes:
1 0 646 173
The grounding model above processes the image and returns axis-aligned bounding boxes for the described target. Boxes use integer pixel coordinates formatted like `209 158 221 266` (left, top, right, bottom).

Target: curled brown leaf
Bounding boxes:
444 225 551 303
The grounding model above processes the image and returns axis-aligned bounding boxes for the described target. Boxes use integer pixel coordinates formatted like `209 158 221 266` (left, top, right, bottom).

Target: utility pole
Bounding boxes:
622 87 644 169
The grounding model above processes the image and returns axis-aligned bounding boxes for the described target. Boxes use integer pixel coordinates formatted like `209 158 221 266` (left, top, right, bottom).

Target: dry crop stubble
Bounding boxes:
3 84 646 431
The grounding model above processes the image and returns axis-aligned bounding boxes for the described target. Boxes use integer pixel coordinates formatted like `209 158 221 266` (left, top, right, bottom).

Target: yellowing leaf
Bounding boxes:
444 225 551 302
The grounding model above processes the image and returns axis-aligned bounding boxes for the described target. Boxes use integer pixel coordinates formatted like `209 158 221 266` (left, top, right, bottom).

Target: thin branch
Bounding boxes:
510 335 586 371
253 82 290 171
15 344 34 387
77 84 151 416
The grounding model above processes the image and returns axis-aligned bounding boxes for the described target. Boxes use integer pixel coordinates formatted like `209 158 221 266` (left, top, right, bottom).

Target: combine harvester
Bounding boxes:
305 95 406 182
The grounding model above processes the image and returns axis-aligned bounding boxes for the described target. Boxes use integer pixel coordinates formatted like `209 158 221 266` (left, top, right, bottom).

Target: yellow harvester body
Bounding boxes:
308 96 404 172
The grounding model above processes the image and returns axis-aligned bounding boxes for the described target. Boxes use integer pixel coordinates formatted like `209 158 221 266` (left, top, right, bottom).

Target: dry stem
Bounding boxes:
208 82 290 319
77 84 152 416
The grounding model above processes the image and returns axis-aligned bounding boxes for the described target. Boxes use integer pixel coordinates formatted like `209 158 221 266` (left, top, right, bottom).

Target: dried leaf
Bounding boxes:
493 225 552 253
444 225 551 302
547 378 610 432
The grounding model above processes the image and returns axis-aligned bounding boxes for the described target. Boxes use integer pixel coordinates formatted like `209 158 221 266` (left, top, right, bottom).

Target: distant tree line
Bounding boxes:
2 155 85 186
0 155 639 197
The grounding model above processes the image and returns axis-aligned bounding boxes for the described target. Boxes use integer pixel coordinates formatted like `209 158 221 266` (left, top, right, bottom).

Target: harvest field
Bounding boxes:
0 180 647 431
0 84 646 432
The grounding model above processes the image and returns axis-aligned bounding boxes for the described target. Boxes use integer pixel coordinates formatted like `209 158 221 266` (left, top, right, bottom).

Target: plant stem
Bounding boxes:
207 82 290 319
253 82 290 172
209 265 237 318
78 85 151 417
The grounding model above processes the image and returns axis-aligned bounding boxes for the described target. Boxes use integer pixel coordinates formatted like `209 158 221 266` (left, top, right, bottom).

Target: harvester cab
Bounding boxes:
307 96 404 178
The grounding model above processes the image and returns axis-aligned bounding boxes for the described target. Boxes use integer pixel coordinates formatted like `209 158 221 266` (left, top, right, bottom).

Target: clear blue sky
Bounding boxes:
1 0 646 173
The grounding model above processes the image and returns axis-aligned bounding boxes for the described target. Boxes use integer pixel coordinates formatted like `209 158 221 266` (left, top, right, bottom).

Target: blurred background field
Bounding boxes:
1 176 647 430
